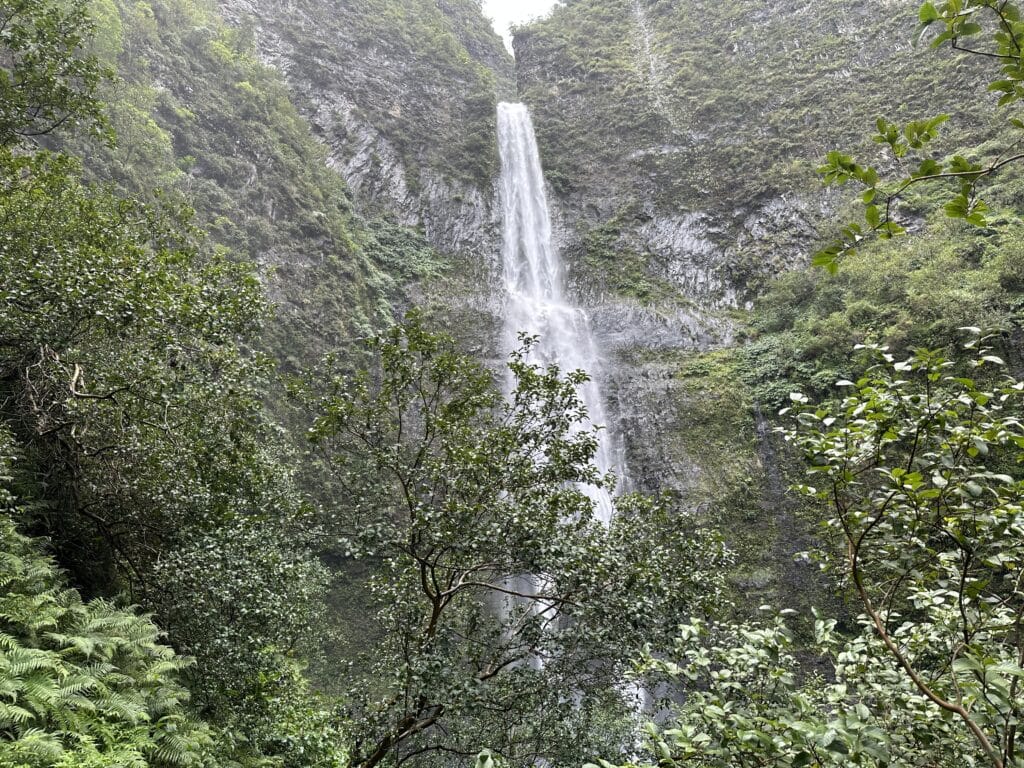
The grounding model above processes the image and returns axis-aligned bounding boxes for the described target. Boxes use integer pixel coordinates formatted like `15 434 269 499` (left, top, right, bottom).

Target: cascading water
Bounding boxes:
496 104 650 714
496 101 618 524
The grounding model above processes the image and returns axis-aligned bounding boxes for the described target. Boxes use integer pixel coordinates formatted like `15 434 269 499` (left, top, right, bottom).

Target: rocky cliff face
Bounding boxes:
511 0 992 442
535 9 988 306
76 0 515 367
215 0 514 273
511 0 996 604
517 0 992 305
81 0 1008 608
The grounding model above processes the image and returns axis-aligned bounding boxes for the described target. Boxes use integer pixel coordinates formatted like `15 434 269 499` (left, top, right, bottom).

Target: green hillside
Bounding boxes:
3 0 1024 765
516 0 1000 300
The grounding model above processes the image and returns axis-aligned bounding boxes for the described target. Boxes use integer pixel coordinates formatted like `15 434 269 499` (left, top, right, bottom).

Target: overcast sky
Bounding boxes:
481 0 559 53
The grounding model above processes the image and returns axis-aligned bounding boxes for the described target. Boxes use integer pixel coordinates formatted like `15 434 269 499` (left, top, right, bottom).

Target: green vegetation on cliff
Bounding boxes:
4 0 1024 764
515 0 998 301
222 0 512 189
65 0 511 368
1 1 347 762
69 0 392 361
745 207 1024 407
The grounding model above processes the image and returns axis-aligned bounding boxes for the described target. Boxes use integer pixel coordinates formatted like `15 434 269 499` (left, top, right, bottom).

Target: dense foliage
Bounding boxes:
0 142 335 751
299 316 731 768
0 0 112 144
605 342 1024 768
620 611 987 767
0 0 344 764
0 437 210 768
742 209 1024 408
784 342 1024 766
2 0 1022 764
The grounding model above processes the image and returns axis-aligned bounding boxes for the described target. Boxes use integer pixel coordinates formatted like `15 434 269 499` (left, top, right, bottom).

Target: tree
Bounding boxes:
0 0 112 146
0 0 344 762
781 340 1024 767
599 340 1024 768
0 58 332 767
814 0 1024 271
299 315 729 768
152 519 330 731
616 611 985 768
0 431 212 768
0 149 272 592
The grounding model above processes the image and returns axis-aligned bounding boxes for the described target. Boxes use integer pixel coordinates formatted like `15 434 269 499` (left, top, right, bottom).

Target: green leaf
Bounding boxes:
825 738 849 755
812 249 841 275
919 2 939 22
952 657 985 674
913 158 943 178
931 29 954 48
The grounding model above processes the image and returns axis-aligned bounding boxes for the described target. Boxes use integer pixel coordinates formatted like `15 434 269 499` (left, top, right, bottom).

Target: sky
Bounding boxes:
480 0 559 53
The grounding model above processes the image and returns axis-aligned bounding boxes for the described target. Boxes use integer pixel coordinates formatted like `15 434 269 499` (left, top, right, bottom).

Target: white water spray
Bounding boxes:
496 102 618 524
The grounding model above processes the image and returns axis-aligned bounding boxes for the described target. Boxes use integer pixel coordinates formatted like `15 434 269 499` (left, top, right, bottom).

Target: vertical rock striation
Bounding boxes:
214 0 515 271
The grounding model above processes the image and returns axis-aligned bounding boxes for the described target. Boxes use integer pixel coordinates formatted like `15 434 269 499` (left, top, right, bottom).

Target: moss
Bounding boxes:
515 0 998 303
621 348 777 608
745 206 1024 404
575 218 680 304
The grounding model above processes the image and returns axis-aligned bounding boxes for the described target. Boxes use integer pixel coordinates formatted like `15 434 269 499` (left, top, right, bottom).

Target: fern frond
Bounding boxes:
93 689 149 723
19 671 61 707
0 700 36 725
0 517 213 766
3 646 59 677
3 726 66 761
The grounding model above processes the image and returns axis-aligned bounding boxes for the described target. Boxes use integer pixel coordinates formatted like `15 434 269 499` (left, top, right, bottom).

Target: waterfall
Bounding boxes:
496 102 618 524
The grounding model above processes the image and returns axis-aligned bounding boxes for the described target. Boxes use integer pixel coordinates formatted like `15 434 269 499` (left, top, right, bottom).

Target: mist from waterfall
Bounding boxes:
496 101 619 524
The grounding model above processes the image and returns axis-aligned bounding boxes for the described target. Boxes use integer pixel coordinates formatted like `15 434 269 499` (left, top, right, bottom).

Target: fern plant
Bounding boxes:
0 433 212 767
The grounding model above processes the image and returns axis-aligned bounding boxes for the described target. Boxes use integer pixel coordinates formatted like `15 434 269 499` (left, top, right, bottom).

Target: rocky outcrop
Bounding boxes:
515 0 991 310
215 0 514 270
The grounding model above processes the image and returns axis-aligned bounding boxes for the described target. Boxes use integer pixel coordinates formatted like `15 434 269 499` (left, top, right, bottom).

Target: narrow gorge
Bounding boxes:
2 0 1023 766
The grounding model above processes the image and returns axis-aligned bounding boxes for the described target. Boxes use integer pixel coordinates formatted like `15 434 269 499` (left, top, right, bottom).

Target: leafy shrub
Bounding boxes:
0 433 211 767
